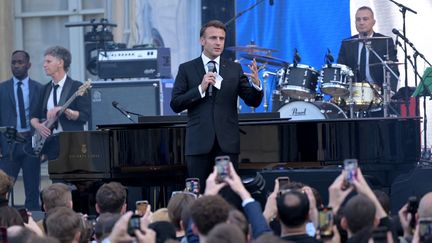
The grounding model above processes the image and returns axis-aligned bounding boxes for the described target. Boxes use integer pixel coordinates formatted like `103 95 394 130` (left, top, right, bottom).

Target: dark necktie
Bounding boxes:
53 84 60 106
53 84 60 129
208 60 217 73
207 61 217 97
17 81 27 129
359 44 366 81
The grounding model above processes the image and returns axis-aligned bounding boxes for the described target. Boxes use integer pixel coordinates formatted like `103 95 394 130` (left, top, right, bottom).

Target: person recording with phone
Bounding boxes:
203 162 272 240
399 192 432 243
337 6 399 92
170 20 263 190
327 164 399 242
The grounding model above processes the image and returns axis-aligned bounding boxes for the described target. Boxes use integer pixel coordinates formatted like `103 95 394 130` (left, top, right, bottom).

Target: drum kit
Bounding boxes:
229 39 402 120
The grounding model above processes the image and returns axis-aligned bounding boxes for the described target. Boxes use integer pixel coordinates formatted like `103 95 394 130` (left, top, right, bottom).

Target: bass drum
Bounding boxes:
278 101 347 120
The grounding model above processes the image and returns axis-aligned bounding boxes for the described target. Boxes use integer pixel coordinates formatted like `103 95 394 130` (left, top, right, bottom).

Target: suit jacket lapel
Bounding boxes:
219 59 226 79
219 59 228 91
7 79 16 109
59 77 73 105
351 35 360 65
28 79 36 105
42 83 52 112
193 57 206 81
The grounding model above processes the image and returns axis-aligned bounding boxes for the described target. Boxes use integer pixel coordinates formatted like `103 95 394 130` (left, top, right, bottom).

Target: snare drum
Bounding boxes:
278 101 347 120
320 64 354 97
346 82 382 109
280 64 319 100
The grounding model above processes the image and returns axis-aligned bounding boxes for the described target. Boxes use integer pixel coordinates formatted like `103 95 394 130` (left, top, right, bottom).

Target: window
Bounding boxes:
14 0 105 83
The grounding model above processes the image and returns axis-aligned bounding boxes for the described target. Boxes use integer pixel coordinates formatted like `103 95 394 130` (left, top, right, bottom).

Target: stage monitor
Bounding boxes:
89 80 160 130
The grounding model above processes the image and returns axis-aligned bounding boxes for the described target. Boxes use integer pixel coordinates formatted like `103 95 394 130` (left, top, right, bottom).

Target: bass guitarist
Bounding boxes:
31 46 91 160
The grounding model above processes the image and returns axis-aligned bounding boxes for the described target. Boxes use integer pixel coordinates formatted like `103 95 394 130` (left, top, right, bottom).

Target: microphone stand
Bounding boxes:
113 106 137 123
262 72 269 112
124 110 143 117
123 107 149 124
225 0 265 26
388 0 417 113
365 42 400 117
263 71 279 112
403 45 432 159
388 0 417 15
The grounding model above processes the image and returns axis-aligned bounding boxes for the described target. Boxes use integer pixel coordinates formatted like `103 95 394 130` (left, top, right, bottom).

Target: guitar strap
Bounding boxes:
42 85 51 116
58 78 73 106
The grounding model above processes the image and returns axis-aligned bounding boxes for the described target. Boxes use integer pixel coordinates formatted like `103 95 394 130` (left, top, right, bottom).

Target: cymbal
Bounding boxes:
226 45 278 53
369 61 404 67
240 53 289 66
343 36 392 42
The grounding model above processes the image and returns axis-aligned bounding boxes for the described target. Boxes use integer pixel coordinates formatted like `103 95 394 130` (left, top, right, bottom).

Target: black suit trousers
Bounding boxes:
186 137 239 191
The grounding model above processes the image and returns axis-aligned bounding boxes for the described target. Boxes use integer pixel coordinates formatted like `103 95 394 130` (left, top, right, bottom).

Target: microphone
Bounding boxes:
206 61 215 97
394 34 399 51
293 48 301 66
269 0 274 6
392 28 413 46
112 101 131 119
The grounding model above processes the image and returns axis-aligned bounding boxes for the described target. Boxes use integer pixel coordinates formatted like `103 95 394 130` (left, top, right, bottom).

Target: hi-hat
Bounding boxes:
240 53 289 67
343 36 392 42
369 61 404 67
226 45 278 54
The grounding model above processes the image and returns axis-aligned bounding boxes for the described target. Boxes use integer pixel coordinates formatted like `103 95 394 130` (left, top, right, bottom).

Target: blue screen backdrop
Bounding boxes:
235 0 352 112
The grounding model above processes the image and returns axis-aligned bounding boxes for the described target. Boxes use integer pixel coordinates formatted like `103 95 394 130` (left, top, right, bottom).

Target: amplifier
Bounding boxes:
98 48 171 79
89 80 161 130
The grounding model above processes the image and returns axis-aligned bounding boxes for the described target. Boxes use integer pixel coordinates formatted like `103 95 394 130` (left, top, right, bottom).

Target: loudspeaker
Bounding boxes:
89 80 160 130
390 166 432 213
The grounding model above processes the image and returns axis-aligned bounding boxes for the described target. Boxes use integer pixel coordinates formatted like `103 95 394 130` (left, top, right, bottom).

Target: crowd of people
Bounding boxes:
0 3 423 243
0 163 431 243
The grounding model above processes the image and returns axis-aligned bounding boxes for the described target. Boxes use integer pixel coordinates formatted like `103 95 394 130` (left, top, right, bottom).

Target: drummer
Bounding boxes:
337 6 399 92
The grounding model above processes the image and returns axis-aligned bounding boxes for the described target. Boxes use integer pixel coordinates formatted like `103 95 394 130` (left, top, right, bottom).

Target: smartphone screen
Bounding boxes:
18 208 29 224
407 196 419 229
215 155 230 183
127 214 141 236
343 159 358 184
318 207 334 238
135 200 148 216
185 178 200 195
419 218 432 242
277 176 290 189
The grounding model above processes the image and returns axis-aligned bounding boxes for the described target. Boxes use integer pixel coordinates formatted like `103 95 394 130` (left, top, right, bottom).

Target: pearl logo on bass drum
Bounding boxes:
291 108 307 116
278 101 347 120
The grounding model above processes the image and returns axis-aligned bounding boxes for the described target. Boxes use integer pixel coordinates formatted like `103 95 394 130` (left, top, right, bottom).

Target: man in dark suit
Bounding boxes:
170 20 263 189
338 6 399 92
31 46 90 159
0 50 43 210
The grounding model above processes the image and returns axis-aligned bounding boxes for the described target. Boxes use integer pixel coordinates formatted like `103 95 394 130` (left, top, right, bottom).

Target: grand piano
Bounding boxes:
48 115 421 212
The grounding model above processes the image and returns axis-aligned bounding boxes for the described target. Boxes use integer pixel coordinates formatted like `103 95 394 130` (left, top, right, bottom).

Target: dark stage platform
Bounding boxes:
48 115 421 213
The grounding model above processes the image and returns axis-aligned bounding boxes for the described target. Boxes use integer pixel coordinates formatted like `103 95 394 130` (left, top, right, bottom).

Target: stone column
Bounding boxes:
0 0 13 81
